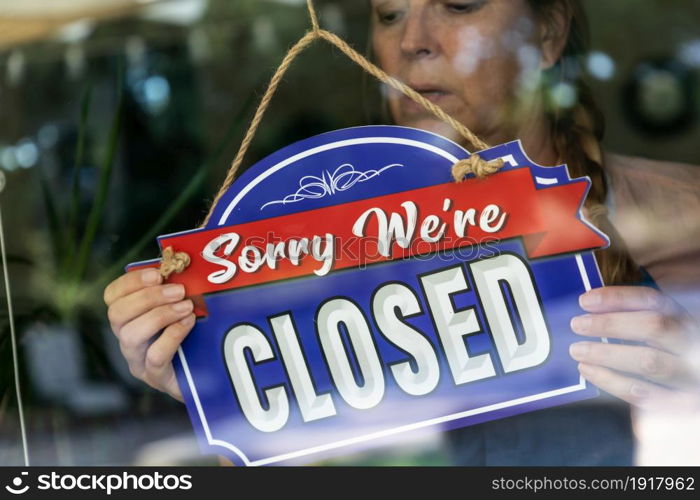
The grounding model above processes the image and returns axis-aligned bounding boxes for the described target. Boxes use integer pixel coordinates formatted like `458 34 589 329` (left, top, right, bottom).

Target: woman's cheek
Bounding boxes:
450 26 497 78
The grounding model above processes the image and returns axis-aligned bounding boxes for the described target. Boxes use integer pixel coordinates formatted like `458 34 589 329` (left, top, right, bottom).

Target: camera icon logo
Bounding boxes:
5 472 29 495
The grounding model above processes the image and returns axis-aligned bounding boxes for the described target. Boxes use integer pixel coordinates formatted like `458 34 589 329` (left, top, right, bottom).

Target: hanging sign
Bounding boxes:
128 126 608 466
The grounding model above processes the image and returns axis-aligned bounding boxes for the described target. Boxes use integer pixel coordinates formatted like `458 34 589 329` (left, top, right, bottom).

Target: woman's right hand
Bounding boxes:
103 268 195 402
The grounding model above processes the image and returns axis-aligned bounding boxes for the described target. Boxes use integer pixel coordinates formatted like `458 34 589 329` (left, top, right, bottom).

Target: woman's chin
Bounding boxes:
397 117 465 145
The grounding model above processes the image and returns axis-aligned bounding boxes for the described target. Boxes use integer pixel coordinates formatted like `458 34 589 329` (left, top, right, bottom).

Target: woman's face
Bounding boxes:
370 0 555 146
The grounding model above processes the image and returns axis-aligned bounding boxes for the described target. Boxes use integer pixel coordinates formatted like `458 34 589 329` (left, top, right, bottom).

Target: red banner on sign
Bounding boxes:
131 169 605 299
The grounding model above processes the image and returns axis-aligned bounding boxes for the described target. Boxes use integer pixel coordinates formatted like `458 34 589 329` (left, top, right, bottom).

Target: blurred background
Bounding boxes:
0 0 698 466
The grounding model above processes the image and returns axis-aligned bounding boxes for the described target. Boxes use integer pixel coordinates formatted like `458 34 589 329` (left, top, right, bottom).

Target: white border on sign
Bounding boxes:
216 137 461 225
176 136 594 466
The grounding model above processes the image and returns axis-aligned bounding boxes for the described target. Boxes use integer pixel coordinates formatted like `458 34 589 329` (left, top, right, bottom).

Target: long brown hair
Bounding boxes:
531 0 641 284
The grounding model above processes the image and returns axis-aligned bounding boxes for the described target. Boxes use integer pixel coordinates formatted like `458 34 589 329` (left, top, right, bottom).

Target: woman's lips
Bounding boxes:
416 90 448 100
401 88 451 112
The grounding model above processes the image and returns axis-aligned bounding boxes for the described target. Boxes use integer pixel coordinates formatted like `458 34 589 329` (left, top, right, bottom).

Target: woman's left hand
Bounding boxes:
569 286 700 409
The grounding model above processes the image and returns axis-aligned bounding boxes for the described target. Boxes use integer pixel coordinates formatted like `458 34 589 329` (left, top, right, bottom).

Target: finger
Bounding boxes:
578 286 678 314
108 283 186 330
570 311 690 354
570 342 695 387
118 300 194 373
144 314 196 401
577 362 674 408
104 268 162 306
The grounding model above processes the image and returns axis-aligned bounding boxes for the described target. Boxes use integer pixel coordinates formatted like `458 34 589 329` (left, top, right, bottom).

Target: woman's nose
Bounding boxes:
399 10 436 59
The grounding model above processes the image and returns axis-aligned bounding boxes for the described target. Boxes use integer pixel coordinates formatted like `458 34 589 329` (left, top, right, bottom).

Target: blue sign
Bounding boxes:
130 126 609 465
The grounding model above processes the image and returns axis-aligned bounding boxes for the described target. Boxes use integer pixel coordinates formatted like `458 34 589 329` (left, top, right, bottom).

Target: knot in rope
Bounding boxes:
451 155 504 182
159 246 191 279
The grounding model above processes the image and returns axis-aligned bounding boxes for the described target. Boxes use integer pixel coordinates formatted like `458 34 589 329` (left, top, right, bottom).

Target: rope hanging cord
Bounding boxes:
159 0 503 278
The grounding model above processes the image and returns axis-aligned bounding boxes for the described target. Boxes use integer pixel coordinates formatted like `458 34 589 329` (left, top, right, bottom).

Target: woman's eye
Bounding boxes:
445 1 486 14
377 10 402 25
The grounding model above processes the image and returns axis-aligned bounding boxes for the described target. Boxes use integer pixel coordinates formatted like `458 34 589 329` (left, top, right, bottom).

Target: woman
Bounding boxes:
103 0 700 464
